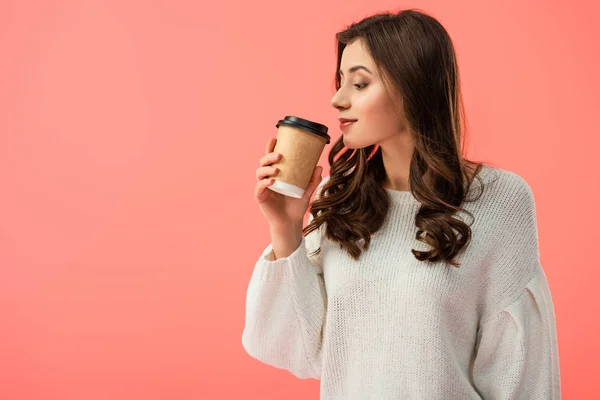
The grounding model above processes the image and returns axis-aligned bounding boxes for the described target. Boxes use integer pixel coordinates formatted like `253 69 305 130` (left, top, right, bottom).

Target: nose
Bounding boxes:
330 88 350 110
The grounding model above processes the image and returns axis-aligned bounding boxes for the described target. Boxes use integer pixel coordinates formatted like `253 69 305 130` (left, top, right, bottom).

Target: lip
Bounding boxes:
340 120 356 131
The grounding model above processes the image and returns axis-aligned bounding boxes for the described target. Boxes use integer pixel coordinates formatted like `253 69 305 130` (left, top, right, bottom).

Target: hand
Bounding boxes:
254 137 323 230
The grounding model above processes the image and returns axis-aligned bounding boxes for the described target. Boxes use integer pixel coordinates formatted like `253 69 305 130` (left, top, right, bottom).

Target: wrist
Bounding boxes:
270 220 303 235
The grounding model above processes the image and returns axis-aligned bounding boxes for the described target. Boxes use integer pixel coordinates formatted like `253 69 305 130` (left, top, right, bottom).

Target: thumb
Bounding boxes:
304 166 323 199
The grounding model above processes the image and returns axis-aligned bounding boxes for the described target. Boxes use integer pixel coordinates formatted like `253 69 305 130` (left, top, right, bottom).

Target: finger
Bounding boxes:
255 176 276 199
259 151 282 167
266 137 276 155
256 166 279 181
303 166 323 199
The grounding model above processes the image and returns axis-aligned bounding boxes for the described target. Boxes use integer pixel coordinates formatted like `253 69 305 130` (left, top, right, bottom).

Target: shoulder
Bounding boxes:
472 164 536 214
495 166 535 200
474 166 543 320
479 165 541 258
476 163 532 192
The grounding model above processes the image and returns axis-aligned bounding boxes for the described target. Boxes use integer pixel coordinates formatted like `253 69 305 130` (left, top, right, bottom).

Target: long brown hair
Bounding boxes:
302 9 492 268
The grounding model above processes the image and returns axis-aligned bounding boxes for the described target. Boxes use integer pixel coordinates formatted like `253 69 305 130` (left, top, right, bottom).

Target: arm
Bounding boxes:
241 178 329 379
472 172 561 398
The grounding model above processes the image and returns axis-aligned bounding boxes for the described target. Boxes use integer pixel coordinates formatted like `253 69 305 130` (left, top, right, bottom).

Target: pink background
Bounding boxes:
1 0 597 398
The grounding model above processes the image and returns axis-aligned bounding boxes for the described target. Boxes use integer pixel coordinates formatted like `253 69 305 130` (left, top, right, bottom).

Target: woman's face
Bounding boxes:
330 38 408 149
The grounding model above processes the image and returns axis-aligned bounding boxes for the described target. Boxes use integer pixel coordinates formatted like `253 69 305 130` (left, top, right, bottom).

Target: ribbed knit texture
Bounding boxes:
242 164 561 399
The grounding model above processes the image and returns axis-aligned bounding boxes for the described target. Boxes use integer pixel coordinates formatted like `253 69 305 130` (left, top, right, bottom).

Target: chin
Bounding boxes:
342 135 373 150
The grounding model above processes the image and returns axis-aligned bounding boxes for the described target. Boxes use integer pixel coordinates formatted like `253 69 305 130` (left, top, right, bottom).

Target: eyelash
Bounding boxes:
354 83 368 90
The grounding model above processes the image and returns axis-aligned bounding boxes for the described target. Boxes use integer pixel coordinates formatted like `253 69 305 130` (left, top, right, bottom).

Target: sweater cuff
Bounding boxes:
258 236 309 283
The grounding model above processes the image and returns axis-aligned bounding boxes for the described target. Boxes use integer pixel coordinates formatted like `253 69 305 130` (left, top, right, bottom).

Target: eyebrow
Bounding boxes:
339 65 372 76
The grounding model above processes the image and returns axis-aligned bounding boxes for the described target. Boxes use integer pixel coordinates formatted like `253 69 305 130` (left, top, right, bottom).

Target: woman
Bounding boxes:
243 9 561 399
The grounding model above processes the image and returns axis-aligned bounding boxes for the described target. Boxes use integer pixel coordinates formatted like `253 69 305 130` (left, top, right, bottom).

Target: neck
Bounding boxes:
378 135 414 192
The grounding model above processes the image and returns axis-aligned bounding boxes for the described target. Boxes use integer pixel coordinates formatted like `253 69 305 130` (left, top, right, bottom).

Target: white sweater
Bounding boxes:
242 164 561 399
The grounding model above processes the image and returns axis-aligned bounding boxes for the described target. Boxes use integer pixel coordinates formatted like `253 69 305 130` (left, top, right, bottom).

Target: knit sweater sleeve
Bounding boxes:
471 267 561 399
241 177 329 379
471 173 561 399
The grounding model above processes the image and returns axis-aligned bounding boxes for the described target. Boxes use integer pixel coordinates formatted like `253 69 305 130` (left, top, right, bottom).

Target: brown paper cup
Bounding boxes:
268 116 330 198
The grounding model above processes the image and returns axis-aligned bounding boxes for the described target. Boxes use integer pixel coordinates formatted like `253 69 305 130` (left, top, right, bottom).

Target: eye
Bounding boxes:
354 83 368 90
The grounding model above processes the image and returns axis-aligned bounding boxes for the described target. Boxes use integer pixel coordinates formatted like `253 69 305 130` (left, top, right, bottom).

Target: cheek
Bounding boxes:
357 90 389 125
